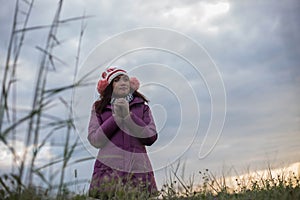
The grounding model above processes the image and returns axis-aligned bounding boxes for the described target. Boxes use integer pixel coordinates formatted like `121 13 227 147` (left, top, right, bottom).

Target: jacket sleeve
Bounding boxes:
123 104 158 146
87 107 119 149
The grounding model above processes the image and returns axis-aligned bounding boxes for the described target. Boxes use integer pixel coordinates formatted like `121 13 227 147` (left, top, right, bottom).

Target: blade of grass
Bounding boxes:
14 25 54 33
1 102 50 139
69 156 94 165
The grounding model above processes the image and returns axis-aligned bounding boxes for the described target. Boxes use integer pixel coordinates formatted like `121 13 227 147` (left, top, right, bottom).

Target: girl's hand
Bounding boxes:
113 98 129 118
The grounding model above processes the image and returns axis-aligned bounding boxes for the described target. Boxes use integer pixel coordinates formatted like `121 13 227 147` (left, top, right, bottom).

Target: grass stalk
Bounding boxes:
1 0 90 199
25 0 64 186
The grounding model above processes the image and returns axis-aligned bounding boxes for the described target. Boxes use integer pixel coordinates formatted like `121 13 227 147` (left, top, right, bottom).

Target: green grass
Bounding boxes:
1 167 299 199
158 167 300 200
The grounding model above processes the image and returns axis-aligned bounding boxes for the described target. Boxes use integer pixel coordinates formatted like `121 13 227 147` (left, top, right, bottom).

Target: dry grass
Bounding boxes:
0 0 90 199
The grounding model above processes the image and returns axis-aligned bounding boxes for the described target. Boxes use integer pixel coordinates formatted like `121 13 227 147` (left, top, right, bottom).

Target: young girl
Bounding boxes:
88 67 158 198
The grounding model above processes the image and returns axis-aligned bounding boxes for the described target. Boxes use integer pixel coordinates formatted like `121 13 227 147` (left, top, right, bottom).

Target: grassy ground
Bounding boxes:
157 168 300 200
1 167 299 199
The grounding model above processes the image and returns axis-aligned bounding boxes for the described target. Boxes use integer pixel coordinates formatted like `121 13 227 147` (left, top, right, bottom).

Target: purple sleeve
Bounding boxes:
87 108 118 148
125 104 158 146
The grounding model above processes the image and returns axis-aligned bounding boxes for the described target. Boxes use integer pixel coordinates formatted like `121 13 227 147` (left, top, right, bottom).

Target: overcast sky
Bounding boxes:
1 0 300 191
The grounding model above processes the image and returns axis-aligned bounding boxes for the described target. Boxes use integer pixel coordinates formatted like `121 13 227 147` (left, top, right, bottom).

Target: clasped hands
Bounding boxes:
112 98 130 119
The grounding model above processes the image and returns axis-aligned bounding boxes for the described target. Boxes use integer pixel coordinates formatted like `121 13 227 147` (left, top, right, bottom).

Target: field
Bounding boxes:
1 166 300 199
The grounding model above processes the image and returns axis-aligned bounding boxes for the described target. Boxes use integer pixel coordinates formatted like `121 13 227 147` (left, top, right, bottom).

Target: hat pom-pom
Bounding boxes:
130 77 140 91
97 79 108 95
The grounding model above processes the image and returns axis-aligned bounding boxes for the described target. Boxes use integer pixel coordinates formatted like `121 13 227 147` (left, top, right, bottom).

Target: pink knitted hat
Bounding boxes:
97 67 140 96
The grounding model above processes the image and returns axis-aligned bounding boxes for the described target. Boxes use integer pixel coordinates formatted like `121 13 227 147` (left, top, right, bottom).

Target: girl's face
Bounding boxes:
112 75 130 97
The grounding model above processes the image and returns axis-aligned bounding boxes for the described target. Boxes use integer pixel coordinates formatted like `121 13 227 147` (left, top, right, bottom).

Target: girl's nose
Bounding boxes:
120 77 128 84
120 79 126 85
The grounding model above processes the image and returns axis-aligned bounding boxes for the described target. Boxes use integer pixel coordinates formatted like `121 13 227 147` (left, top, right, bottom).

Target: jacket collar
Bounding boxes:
105 96 144 110
110 93 134 104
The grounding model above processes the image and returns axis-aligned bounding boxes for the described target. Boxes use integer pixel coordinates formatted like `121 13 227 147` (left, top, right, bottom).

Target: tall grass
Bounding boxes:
0 0 91 199
158 163 300 200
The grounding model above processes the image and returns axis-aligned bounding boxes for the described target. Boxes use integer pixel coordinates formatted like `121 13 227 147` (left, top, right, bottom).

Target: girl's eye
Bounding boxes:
114 77 120 82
